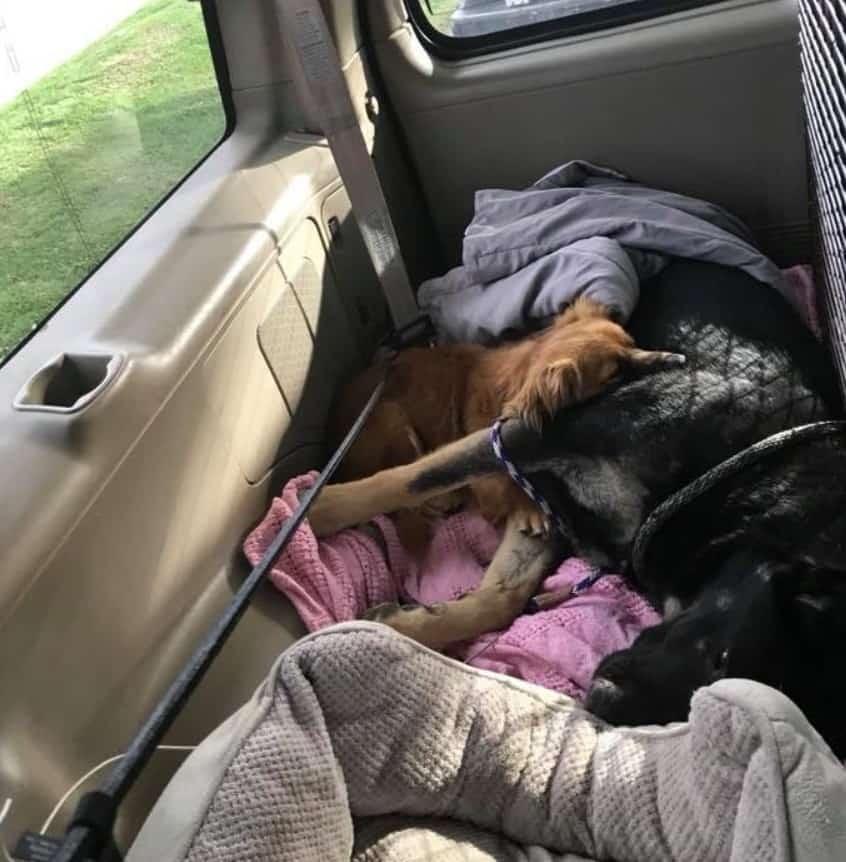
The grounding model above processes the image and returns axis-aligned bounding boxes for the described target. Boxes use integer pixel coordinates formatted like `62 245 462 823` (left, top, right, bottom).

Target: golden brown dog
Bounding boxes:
330 298 680 553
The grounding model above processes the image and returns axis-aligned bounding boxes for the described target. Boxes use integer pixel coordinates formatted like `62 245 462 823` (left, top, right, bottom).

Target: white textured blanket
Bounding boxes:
128 623 846 862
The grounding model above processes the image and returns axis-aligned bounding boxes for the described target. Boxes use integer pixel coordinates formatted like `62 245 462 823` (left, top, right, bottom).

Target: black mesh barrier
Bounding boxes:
800 0 846 393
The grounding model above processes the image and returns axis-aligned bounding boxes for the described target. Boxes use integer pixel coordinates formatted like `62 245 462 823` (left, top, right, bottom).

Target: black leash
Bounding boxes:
37 376 389 862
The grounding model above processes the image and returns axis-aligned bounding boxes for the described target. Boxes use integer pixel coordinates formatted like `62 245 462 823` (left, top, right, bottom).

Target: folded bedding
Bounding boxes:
128 624 846 862
419 161 801 343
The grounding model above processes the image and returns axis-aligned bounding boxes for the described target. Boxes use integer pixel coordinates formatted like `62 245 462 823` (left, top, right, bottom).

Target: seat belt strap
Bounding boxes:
278 0 419 330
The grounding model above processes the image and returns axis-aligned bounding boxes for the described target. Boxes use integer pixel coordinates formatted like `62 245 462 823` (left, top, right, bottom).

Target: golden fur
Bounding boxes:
330 298 675 552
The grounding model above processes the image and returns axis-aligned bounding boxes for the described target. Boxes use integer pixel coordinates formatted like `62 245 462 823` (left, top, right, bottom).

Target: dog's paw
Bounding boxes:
306 485 361 537
625 349 686 372
512 503 550 537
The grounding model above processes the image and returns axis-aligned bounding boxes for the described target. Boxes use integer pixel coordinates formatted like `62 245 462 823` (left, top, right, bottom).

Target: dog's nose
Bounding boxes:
584 676 626 721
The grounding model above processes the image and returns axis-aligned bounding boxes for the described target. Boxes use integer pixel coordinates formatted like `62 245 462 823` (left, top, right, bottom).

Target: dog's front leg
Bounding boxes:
308 427 502 536
363 516 563 650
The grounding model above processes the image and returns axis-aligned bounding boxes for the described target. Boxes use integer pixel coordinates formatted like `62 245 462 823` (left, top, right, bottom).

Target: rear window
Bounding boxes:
427 0 639 37
411 0 721 53
0 0 227 362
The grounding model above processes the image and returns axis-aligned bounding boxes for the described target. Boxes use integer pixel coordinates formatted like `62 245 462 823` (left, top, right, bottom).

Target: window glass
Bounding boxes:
421 0 646 38
0 0 225 360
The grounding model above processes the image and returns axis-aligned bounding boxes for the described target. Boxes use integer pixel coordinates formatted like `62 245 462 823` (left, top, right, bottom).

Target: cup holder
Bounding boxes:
13 353 124 414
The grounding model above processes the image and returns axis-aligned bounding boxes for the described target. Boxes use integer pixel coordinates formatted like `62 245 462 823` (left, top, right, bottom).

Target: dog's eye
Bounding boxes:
713 648 730 676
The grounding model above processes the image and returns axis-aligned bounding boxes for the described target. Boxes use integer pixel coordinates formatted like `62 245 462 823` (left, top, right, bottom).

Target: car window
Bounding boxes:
0 0 226 362
423 0 642 37
414 0 705 44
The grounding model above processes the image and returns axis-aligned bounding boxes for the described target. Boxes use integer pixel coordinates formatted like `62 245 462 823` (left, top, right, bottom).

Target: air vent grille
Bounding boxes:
800 0 846 393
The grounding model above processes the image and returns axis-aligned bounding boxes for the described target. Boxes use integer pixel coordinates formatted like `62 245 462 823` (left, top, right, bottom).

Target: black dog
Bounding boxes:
587 429 846 756
309 259 844 748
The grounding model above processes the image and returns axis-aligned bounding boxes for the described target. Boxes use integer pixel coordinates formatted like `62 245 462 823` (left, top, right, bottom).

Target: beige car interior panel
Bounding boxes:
0 0 402 843
202 262 299 483
0 0 811 849
372 0 810 265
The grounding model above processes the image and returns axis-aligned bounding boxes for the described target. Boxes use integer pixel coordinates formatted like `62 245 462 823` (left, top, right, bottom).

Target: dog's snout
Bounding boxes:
585 649 645 724
585 676 626 720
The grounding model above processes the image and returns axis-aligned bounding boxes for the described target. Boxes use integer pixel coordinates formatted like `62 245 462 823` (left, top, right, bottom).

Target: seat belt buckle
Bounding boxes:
380 315 435 353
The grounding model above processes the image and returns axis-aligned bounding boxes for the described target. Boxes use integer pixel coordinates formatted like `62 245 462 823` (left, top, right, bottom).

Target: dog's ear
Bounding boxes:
623 348 686 371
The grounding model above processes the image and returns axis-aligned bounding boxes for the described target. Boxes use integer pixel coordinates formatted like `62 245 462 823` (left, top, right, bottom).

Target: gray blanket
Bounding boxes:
128 623 846 862
419 161 792 343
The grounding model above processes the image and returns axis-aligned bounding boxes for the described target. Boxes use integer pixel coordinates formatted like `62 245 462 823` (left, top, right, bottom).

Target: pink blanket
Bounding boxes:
244 473 659 701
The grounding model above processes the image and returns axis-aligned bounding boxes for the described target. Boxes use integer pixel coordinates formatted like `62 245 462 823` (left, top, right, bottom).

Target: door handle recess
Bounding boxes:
13 353 124 414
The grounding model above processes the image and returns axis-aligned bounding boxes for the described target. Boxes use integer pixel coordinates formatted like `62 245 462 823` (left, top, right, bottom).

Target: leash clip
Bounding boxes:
380 315 435 354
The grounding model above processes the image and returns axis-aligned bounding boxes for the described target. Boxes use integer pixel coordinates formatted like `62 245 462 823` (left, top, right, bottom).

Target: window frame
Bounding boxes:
1 0 235 368
406 0 731 60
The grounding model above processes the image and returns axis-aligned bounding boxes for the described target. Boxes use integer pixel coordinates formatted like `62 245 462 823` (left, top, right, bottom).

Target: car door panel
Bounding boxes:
0 118 387 852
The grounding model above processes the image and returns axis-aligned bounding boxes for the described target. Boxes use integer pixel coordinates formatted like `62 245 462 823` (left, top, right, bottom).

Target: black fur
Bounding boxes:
586 431 846 756
586 548 846 758
510 260 840 564
497 260 846 754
